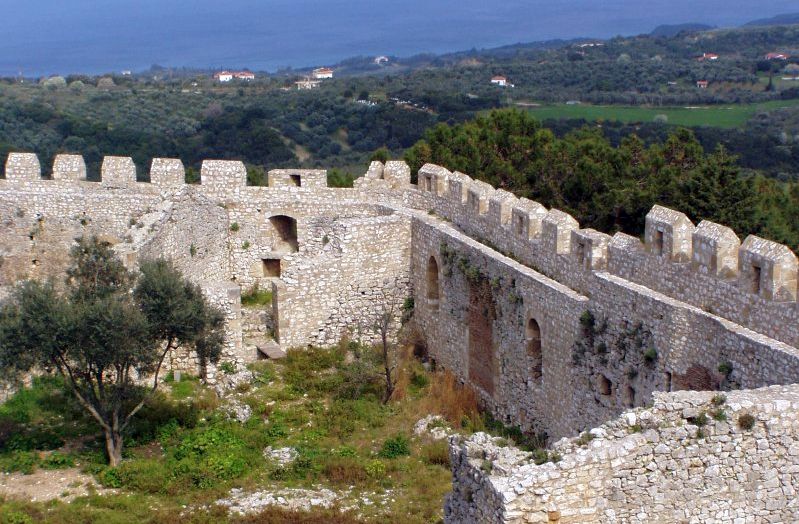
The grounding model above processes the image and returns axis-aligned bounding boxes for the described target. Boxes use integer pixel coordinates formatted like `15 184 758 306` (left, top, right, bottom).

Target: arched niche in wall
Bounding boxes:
526 317 542 380
269 215 299 253
426 255 440 308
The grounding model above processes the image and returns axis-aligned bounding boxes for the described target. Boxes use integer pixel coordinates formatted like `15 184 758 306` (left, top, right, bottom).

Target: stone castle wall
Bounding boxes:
447 385 799 523
3 151 799 520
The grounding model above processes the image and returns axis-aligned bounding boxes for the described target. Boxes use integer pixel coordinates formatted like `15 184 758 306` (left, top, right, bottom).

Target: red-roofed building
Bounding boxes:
696 80 709 89
491 76 508 87
312 68 334 80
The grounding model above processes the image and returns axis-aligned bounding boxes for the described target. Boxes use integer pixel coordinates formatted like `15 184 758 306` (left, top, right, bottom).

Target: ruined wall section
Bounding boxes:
411 210 590 437
447 385 799 523
273 210 412 349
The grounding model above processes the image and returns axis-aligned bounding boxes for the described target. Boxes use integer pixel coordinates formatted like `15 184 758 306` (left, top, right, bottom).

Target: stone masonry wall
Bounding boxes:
447 385 799 523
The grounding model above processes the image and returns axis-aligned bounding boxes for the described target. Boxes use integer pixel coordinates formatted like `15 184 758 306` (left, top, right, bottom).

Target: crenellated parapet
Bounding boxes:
571 228 612 270
53 154 87 181
150 158 185 186
410 162 799 317
692 220 740 279
739 235 798 302
645 205 695 262
542 209 579 255
4 153 41 180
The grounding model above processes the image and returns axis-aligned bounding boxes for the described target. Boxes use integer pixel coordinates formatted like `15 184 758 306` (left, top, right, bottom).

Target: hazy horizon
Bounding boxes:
0 0 797 77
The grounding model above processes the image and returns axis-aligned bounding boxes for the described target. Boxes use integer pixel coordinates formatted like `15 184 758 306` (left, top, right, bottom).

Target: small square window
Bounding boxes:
289 174 301 187
262 258 281 277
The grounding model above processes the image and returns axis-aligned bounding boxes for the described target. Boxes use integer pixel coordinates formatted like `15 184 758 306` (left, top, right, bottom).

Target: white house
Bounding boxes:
214 71 234 82
491 75 508 87
374 56 389 65
312 67 334 80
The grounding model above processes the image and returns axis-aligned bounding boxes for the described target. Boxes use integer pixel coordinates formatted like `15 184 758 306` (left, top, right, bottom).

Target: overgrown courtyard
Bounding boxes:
0 342 533 523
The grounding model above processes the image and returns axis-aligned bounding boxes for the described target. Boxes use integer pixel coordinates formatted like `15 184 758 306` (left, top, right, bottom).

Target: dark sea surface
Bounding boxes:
0 0 796 76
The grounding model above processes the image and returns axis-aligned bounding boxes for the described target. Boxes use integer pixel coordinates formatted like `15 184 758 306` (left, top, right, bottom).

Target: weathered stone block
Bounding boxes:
384 161 411 188
511 198 548 240
488 189 517 227
739 235 798 301
467 179 494 216
571 229 611 270
692 220 740 279
645 205 695 263
447 171 472 204
52 154 86 181
101 156 137 187
149 158 185 186
5 153 41 180
418 164 450 196
200 160 246 188
542 209 579 255
268 169 327 189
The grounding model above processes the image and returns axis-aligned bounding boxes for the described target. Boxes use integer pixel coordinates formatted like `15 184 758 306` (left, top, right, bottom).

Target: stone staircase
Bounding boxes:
241 306 286 359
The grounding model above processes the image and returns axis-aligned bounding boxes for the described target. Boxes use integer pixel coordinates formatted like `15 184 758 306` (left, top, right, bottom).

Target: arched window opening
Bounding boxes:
269 215 298 253
526 318 542 380
426 256 440 305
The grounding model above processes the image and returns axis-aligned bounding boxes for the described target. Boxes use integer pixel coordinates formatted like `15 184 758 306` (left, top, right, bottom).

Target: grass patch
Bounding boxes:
240 285 273 308
523 98 799 128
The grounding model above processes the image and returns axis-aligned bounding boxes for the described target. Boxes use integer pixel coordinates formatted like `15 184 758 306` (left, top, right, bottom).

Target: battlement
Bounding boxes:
413 162 799 310
0 153 336 191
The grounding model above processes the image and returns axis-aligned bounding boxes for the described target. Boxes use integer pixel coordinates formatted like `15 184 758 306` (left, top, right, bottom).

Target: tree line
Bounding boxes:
404 109 799 252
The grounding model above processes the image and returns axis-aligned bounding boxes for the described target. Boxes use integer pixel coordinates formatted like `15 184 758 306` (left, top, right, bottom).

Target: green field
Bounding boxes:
520 99 799 128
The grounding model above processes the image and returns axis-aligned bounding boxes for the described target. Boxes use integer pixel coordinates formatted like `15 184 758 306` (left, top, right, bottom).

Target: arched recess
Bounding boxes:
426 256 440 306
526 317 542 380
269 215 298 253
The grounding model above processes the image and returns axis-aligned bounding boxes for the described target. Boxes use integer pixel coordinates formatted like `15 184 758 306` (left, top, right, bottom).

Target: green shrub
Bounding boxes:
532 449 549 465
365 459 387 479
711 409 727 422
115 459 173 493
0 451 39 474
99 467 123 488
230 222 240 232
379 435 410 459
0 509 34 524
410 371 430 390
711 394 727 406
643 348 658 363
41 452 75 470
219 362 236 375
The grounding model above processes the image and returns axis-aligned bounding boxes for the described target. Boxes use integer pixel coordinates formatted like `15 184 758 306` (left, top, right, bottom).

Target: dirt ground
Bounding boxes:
0 468 115 503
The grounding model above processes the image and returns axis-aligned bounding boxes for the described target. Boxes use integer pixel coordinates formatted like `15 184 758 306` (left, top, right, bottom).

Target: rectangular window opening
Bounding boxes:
289 174 302 187
262 258 281 277
654 230 664 256
751 264 762 295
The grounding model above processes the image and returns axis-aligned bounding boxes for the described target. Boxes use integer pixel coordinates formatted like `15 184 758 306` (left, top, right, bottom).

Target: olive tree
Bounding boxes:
0 237 224 466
